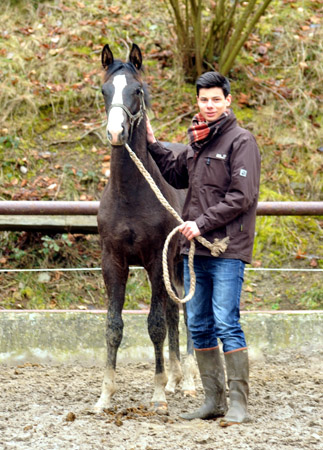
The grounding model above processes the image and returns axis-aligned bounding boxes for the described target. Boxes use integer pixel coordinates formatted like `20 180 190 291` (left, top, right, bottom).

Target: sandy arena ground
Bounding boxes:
0 348 322 450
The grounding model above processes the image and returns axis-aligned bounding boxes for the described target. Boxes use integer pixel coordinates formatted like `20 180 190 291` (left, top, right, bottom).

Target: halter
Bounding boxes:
107 87 146 144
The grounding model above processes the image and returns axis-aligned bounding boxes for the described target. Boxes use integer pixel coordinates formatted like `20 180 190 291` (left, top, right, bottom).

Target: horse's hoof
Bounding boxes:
93 400 110 414
92 405 104 414
165 385 176 394
183 390 197 398
151 401 168 415
165 376 182 394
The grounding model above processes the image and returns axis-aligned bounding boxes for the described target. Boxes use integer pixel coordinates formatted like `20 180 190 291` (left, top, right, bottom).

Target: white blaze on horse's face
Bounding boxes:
106 74 127 146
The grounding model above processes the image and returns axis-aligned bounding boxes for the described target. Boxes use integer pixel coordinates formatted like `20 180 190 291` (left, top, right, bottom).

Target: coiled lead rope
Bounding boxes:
125 143 229 304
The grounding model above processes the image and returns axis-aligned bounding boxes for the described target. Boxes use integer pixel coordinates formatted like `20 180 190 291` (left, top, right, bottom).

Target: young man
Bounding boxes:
146 72 261 426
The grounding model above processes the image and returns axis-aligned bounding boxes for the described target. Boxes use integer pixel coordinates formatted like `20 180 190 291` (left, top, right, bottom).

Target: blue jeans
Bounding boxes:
184 256 246 353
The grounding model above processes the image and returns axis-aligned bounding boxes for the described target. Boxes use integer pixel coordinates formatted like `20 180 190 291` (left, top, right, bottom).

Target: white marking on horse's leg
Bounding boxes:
151 372 168 407
107 74 127 144
93 367 116 412
181 353 198 397
165 350 182 394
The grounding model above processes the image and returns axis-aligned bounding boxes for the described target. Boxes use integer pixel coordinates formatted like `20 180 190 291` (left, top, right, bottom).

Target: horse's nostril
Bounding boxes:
107 131 113 142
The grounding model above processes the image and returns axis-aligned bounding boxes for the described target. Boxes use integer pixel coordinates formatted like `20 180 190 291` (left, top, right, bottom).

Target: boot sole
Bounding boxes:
180 411 226 421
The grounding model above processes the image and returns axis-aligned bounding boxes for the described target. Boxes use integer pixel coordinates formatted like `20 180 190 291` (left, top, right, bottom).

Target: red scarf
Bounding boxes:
188 111 229 150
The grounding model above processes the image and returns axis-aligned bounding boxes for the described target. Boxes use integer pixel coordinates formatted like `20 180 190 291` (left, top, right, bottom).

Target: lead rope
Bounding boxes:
125 143 229 304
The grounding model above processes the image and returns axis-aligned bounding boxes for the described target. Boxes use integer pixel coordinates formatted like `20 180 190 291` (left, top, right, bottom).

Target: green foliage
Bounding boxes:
234 107 254 122
253 215 319 267
7 0 47 6
125 271 151 310
0 135 20 149
298 286 323 310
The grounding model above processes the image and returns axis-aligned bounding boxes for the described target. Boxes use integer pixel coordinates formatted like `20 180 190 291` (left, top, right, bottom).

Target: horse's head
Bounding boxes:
101 44 149 146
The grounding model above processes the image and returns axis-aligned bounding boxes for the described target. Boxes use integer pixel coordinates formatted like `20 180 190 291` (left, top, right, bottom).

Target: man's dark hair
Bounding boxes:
196 72 230 98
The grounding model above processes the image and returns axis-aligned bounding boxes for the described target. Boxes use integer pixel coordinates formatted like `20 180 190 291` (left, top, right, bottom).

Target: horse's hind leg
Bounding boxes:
94 249 128 412
165 295 182 394
146 267 169 412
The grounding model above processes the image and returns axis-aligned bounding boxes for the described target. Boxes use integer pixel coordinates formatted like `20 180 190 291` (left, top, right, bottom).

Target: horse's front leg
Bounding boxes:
146 267 168 413
181 304 198 396
94 251 128 412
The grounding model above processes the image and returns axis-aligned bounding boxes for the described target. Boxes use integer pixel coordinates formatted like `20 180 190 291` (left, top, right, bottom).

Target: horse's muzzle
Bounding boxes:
106 126 127 146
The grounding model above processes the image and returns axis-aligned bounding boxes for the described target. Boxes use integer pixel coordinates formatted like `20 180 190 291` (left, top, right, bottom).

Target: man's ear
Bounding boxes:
225 94 232 107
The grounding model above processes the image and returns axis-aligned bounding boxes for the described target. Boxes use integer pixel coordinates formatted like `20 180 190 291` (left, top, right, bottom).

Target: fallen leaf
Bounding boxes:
244 286 254 293
299 62 308 70
295 249 306 259
257 45 267 55
252 260 262 268
238 93 250 106
109 5 121 14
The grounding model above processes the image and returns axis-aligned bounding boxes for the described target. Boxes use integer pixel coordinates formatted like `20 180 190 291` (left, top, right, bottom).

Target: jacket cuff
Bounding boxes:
148 141 163 154
195 215 206 235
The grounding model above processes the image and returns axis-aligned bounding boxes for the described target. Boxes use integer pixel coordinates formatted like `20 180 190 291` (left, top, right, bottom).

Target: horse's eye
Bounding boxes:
136 88 142 95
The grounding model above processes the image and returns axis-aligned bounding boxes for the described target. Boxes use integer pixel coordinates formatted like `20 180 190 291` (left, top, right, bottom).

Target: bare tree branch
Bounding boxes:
163 0 275 80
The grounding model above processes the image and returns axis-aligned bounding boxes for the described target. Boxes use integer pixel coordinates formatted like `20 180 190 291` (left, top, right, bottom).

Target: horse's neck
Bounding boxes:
109 129 151 195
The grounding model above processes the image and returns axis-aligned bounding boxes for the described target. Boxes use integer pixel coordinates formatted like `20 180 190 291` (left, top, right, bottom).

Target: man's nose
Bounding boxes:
207 99 213 107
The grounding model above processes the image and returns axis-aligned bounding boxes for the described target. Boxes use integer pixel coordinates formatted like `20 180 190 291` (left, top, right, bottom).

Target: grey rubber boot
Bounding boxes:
180 347 227 420
220 348 249 427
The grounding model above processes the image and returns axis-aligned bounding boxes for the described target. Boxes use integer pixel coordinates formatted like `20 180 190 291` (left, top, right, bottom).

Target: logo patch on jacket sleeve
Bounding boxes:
239 169 247 177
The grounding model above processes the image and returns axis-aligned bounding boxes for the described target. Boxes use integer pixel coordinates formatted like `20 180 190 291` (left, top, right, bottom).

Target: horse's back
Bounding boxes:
161 141 187 157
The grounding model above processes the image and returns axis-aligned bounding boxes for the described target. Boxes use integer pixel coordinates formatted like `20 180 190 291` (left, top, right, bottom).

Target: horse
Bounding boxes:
94 43 196 413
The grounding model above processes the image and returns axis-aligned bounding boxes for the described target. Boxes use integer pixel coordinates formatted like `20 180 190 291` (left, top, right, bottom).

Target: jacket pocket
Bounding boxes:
202 156 230 188
203 225 227 244
227 214 243 237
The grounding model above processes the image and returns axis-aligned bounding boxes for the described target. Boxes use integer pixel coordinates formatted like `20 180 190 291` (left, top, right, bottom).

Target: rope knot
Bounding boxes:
196 235 230 258
210 236 230 257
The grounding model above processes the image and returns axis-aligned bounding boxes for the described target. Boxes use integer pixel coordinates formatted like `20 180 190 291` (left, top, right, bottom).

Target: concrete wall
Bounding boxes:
0 310 322 365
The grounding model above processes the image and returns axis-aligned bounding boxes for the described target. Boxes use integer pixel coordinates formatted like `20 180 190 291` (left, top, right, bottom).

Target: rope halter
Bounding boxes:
106 88 146 144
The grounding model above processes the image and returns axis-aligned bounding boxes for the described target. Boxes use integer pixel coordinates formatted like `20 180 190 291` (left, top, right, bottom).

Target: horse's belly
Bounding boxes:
104 222 163 253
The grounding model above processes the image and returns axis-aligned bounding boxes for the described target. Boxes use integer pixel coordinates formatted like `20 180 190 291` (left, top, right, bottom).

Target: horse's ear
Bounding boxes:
129 43 142 70
102 44 114 70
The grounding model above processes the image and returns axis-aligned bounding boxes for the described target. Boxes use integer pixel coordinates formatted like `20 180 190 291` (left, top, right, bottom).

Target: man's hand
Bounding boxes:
179 221 201 241
146 117 157 144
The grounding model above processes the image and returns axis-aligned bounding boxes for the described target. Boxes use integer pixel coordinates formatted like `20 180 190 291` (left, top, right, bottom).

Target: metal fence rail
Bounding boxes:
0 201 322 215
0 201 322 233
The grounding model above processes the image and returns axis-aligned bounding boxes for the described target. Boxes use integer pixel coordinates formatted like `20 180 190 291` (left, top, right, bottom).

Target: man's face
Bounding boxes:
197 87 231 123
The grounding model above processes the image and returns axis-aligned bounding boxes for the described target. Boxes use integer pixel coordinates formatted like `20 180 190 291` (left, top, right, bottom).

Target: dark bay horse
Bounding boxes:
94 44 196 413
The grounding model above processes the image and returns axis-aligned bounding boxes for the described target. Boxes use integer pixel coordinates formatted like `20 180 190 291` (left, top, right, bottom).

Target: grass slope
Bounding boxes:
0 0 322 310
